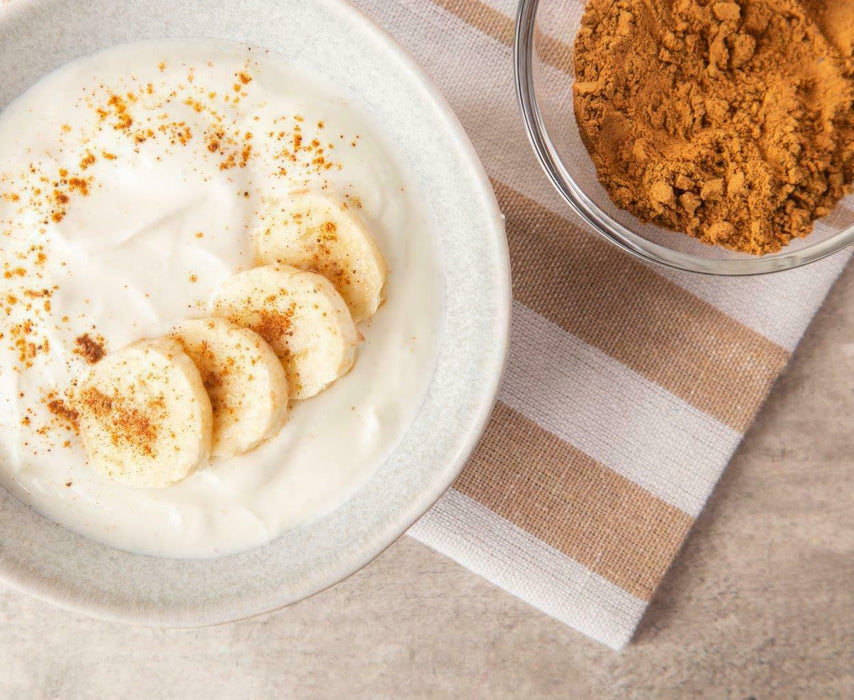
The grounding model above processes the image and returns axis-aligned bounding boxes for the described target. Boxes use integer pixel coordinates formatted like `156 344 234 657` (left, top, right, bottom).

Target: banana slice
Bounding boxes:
75 338 213 488
210 264 361 400
171 318 289 458
253 191 389 324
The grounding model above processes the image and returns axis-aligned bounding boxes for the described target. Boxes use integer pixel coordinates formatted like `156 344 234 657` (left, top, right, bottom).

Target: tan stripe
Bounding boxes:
493 179 790 432
430 0 514 45
430 0 573 73
455 402 693 600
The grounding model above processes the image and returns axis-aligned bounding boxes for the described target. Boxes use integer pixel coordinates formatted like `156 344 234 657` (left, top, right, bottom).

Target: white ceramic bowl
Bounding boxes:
0 0 510 624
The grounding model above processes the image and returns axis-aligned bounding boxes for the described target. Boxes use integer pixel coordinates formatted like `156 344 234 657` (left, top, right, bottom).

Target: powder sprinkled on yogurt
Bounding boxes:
0 39 443 558
74 333 106 364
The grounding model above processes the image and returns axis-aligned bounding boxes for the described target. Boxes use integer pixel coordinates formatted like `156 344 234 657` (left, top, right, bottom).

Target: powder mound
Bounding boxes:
573 0 854 255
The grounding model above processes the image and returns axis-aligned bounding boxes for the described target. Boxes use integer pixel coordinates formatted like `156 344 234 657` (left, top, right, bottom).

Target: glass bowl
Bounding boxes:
514 0 854 275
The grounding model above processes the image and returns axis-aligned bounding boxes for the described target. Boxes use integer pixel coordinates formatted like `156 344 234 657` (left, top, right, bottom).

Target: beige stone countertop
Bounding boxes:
2 262 852 699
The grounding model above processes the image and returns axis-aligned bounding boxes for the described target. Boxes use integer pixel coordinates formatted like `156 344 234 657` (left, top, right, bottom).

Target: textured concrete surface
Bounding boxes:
1 263 852 699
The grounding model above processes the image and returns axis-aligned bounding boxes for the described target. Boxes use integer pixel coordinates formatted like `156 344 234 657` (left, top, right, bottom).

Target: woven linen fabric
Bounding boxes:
346 0 854 649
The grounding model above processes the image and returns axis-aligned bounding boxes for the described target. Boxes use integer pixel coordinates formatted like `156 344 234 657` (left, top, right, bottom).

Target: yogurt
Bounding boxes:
0 39 444 558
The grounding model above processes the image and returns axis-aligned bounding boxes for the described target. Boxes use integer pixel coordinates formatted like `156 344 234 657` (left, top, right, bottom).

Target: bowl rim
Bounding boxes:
0 0 511 626
514 0 854 276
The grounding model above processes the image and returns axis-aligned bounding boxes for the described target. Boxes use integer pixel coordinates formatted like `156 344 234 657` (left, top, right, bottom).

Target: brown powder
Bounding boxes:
310 220 352 287
573 0 854 255
206 128 224 153
79 152 97 170
74 333 106 364
101 93 135 131
253 304 296 347
46 398 80 432
78 386 159 457
8 320 45 368
67 177 90 196
182 338 225 406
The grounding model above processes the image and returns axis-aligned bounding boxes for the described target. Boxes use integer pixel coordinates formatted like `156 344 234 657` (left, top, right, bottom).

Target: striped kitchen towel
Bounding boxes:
350 0 854 649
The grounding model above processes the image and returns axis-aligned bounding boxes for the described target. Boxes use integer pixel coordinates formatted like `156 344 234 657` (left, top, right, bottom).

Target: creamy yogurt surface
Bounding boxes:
0 39 443 557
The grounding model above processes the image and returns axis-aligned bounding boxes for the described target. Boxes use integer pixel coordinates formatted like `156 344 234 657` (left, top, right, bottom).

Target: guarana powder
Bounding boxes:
573 0 853 255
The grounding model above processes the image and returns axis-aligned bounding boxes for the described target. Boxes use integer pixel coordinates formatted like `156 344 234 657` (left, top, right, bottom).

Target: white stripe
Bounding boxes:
409 488 646 649
351 0 852 350
501 301 740 516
